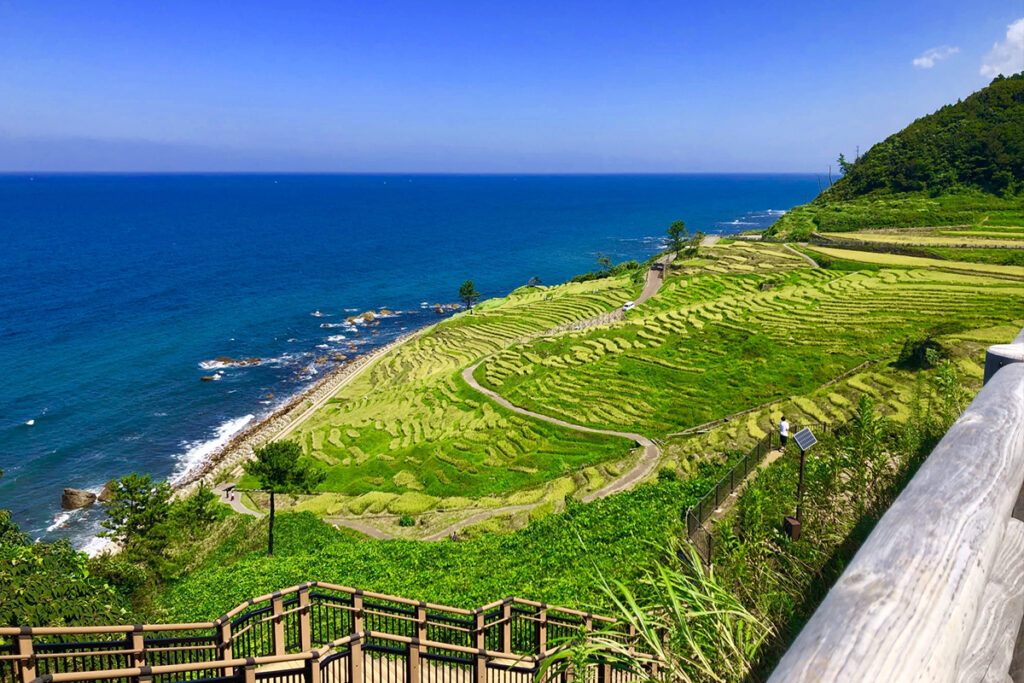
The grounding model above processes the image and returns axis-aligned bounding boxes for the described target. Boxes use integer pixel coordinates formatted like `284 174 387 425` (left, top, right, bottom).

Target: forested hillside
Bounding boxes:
770 73 1024 239
830 73 1023 198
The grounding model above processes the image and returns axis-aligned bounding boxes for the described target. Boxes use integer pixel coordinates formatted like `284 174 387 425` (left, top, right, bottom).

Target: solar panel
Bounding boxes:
793 427 817 451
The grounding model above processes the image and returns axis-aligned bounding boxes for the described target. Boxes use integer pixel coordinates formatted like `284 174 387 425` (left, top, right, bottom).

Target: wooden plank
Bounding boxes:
955 518 1024 682
769 363 1024 682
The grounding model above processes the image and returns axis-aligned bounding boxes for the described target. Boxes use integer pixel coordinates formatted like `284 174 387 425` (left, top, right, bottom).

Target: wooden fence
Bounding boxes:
769 332 1024 681
0 583 658 683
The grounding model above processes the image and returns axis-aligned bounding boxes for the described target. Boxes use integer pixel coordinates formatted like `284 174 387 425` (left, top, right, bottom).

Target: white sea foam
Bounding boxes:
325 335 347 342
199 359 230 370
25 419 35 426
46 510 75 533
168 414 254 486
316 344 329 349
81 535 113 557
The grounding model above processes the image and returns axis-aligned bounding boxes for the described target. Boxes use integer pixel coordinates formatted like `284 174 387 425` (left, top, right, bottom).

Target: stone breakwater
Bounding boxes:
176 326 430 496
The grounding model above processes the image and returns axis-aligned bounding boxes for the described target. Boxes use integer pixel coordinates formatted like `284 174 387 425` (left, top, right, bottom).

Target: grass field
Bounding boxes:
802 245 1024 277
766 191 1023 240
477 244 1024 438
243 240 1024 536
240 274 644 521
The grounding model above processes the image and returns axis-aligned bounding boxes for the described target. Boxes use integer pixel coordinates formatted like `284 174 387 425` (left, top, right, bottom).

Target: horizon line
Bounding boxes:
0 170 822 177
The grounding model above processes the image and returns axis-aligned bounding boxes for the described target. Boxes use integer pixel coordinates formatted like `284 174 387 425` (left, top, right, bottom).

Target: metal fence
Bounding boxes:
0 584 659 683
685 432 775 540
685 422 832 565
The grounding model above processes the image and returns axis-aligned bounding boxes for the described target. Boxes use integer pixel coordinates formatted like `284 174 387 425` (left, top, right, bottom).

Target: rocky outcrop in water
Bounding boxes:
98 480 116 503
62 488 97 510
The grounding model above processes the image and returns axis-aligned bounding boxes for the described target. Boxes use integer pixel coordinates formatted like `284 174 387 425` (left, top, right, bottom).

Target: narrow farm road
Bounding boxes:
213 483 264 518
331 519 394 540
427 255 678 540
784 243 819 268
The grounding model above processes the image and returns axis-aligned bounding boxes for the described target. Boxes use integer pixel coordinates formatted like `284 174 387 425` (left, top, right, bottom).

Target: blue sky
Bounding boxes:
1 0 1021 173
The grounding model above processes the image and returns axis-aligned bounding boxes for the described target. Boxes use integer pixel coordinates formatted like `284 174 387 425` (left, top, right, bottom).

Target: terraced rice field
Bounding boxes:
477 244 1024 436
803 246 1024 277
255 240 1022 534
249 275 644 517
821 230 1024 249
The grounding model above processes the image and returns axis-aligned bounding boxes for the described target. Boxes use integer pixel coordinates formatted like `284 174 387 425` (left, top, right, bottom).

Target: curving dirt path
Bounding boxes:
331 519 394 540
230 254 678 540
422 255 677 539
784 242 820 268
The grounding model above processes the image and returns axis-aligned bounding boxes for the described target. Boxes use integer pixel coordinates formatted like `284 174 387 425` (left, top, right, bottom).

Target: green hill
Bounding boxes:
770 73 1024 239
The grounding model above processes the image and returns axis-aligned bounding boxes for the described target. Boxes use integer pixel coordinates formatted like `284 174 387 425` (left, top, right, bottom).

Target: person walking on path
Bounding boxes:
779 416 790 451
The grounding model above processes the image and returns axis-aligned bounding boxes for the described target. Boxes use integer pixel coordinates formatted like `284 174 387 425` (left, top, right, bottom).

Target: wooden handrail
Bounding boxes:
28 627 661 683
1 585 612 637
5 582 637 683
770 347 1024 682
0 623 216 636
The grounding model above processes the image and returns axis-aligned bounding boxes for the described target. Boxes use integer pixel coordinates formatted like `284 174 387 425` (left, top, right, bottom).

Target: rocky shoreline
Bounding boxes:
175 324 433 496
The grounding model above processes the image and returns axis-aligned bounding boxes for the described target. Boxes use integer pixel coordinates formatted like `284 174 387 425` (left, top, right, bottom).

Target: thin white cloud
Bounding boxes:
980 18 1024 78
912 45 960 68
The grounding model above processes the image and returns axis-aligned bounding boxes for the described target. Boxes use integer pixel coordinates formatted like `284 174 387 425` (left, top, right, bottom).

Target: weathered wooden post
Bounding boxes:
352 591 364 634
306 650 321 683
218 619 234 674
241 661 256 683
769 360 1024 681
537 608 547 655
349 638 364 683
408 603 426 683
298 585 312 651
984 339 1024 384
501 600 512 654
15 630 35 683
272 593 286 656
474 649 487 683
474 609 486 650
130 624 146 669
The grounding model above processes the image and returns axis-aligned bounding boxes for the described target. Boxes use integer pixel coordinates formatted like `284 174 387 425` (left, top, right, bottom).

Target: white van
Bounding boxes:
622 301 636 311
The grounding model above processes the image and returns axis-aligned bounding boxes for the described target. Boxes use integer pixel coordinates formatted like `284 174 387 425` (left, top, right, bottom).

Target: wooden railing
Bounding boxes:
0 583 657 683
769 331 1024 682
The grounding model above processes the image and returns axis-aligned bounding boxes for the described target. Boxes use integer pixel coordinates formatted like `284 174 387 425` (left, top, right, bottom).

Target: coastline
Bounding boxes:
83 321 437 558
174 322 437 496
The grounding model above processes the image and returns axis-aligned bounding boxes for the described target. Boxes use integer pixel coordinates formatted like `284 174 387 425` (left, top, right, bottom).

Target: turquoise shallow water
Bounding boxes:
0 173 818 549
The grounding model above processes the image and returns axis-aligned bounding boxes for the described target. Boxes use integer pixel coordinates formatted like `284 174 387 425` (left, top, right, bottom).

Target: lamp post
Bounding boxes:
784 427 817 540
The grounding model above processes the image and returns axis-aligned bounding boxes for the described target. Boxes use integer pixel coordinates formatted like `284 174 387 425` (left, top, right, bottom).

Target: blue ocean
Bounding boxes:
0 174 818 550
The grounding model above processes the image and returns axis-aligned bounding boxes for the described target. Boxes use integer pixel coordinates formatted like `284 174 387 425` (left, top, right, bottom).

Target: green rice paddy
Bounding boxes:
254 240 1023 535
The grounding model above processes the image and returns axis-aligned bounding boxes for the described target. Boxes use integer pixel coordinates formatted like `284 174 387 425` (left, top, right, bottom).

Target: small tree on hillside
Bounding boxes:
596 253 613 272
99 473 172 554
459 280 481 309
244 441 325 557
687 231 705 255
667 220 688 253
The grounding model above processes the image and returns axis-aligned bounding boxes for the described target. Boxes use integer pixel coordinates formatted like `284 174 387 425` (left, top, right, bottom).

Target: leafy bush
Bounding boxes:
398 515 415 527
0 472 131 626
158 476 716 620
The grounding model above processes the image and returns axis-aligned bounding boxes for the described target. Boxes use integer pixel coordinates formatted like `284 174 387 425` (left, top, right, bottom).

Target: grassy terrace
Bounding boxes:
162 235 1024 621
237 238 1024 540
476 242 1024 441
242 274 644 530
